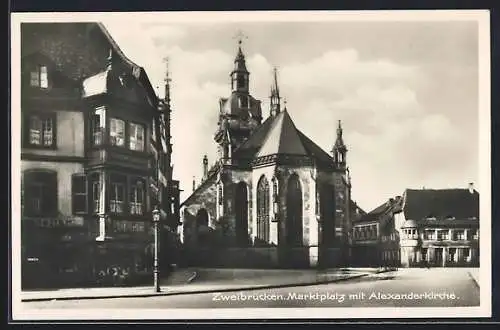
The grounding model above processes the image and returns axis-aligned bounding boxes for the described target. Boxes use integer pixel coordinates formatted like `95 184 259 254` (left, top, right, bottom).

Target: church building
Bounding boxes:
180 40 353 268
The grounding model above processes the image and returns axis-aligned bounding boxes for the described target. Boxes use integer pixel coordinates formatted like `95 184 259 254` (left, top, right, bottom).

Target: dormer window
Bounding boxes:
425 215 436 221
30 65 48 89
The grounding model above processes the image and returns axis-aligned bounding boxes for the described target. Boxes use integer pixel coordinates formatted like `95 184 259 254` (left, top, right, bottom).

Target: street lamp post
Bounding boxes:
152 206 161 293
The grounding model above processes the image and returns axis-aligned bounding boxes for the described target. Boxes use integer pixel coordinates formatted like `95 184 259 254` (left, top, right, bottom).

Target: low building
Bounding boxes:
352 184 480 268
396 184 480 268
351 197 401 267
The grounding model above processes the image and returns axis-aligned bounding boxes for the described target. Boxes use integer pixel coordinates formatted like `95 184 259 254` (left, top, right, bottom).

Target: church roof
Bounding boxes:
256 110 308 158
235 109 334 165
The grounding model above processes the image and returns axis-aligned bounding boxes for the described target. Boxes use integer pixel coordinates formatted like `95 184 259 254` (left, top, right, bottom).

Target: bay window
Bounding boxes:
110 118 125 147
110 175 126 214
129 122 145 151
129 179 145 215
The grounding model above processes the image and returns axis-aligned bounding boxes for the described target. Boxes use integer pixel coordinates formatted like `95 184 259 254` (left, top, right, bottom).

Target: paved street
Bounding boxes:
22 268 479 309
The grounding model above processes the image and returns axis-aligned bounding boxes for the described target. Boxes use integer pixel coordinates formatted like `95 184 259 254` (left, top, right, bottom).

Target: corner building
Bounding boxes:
181 43 354 268
20 22 178 288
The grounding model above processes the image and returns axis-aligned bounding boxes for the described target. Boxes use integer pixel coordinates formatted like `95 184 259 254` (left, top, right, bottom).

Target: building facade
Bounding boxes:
351 198 401 267
351 185 480 268
396 185 480 268
20 22 178 288
180 41 354 269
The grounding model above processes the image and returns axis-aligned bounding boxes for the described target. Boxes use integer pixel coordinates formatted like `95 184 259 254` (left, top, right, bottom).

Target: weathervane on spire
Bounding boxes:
233 30 248 48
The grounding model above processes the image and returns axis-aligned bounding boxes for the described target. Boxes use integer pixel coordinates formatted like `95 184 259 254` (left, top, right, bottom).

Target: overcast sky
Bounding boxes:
102 15 479 211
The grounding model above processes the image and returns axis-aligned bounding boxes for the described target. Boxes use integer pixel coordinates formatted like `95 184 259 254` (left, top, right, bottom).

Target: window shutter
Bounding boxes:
72 174 88 214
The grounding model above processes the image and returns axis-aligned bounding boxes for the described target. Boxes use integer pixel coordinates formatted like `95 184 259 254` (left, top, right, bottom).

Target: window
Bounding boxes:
92 108 106 146
421 248 428 261
129 123 145 151
438 230 449 241
91 175 100 214
237 75 246 89
425 230 436 240
30 65 48 89
152 118 157 141
110 118 125 147
25 114 56 148
473 229 479 240
71 174 87 214
130 180 145 215
463 248 471 261
256 176 270 243
454 230 465 240
448 248 457 262
23 170 57 217
110 176 125 214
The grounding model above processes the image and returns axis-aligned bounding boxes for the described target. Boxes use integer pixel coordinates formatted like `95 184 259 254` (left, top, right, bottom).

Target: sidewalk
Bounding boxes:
20 267 391 302
467 268 480 287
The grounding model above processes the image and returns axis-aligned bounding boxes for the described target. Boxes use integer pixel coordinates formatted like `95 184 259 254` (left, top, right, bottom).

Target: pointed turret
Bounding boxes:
270 67 281 117
230 32 250 93
202 155 208 181
332 120 348 169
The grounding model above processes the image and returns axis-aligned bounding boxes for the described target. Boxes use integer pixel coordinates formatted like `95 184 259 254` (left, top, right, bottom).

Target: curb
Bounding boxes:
21 272 372 303
186 271 198 283
467 271 480 289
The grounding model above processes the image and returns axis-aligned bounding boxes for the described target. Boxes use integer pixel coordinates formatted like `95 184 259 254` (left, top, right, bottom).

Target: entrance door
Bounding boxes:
434 248 444 267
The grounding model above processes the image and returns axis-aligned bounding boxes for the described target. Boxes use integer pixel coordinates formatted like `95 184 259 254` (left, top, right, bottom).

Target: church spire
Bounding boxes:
163 56 172 108
230 31 249 93
332 120 348 169
202 155 208 181
270 67 281 117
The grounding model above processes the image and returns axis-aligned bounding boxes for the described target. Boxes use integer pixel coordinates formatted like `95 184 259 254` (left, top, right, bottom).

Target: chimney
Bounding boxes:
202 155 208 181
468 182 474 194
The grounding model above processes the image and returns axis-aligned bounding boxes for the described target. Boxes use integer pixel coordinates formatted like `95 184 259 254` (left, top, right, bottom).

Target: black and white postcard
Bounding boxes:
10 10 491 321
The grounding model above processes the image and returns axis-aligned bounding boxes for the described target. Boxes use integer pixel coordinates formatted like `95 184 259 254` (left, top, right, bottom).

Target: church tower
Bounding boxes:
332 120 348 171
231 39 250 93
214 33 263 164
269 67 281 117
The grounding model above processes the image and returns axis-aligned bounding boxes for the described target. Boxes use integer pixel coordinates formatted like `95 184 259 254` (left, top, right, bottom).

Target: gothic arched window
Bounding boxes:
256 175 270 243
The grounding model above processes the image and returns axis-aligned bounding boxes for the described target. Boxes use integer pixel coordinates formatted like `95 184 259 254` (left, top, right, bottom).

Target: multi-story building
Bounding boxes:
20 22 178 288
351 184 480 268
